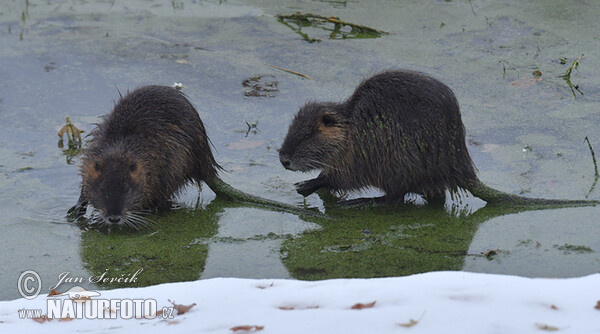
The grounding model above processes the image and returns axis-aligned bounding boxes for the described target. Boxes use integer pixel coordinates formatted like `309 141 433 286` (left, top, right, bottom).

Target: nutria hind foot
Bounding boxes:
67 192 88 218
295 173 328 197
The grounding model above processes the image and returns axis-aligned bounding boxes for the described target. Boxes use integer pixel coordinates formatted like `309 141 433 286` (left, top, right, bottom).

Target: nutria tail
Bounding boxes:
205 177 328 218
467 178 599 209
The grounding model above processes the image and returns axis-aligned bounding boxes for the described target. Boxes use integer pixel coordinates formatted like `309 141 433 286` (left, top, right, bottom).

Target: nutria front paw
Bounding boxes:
295 180 318 197
67 193 88 218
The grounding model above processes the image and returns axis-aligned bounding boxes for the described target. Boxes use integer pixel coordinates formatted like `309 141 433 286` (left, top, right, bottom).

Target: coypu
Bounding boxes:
279 69 598 208
69 85 313 228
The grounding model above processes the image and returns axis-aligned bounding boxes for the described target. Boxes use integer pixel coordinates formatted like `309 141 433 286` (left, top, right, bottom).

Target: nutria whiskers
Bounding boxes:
279 70 598 208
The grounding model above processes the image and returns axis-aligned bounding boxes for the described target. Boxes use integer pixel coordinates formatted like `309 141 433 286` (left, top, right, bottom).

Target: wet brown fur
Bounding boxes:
77 85 220 223
279 70 478 201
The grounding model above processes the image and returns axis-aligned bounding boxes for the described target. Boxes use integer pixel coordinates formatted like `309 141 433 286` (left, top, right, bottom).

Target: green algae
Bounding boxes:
554 244 593 255
281 201 574 280
80 200 225 289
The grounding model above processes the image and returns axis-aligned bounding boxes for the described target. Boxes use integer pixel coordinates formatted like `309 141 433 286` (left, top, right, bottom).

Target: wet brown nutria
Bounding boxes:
279 70 598 208
70 85 315 228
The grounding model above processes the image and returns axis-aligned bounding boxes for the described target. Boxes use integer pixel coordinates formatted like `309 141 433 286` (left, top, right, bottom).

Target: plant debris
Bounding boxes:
32 315 51 323
58 116 84 150
169 299 196 315
47 289 62 297
277 13 388 42
536 323 560 331
350 301 376 309
263 63 314 80
242 75 279 97
584 136 599 197
398 311 425 327
559 54 584 98
278 305 319 310
230 325 264 332
482 249 498 259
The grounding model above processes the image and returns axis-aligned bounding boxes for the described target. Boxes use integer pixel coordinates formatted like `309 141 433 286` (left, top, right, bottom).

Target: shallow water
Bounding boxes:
1 0 599 300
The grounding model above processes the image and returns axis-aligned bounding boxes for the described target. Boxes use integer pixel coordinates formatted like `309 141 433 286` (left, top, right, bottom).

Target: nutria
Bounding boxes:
279 70 598 208
69 85 314 228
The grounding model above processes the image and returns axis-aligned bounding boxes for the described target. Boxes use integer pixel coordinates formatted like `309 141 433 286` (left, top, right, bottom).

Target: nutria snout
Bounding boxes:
280 69 598 208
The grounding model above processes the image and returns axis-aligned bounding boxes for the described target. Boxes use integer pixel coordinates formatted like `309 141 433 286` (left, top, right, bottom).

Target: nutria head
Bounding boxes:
80 145 148 227
279 102 350 173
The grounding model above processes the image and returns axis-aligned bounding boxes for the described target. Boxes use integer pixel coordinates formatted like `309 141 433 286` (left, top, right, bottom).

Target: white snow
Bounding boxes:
1 271 599 333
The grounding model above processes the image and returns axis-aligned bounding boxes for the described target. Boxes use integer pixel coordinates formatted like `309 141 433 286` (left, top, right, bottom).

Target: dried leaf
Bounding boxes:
536 323 560 331
59 317 74 322
47 289 62 297
398 319 419 328
169 299 196 315
351 301 376 309
482 249 498 258
278 305 319 310
398 312 425 328
71 296 91 302
256 282 274 289
32 315 51 323
595 301 600 310
231 325 264 332
550 305 559 310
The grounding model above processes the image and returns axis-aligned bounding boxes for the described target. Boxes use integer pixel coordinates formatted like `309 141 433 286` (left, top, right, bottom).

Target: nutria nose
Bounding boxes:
279 155 291 169
107 215 122 224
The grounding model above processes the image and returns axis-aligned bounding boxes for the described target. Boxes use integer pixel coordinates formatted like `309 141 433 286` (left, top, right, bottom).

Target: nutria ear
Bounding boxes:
320 113 338 127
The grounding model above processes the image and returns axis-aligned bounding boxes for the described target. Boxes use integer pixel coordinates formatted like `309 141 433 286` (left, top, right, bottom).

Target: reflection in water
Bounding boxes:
80 199 319 291
283 195 600 280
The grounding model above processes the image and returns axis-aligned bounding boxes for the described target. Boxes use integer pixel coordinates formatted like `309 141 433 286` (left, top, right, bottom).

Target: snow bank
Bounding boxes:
1 271 599 333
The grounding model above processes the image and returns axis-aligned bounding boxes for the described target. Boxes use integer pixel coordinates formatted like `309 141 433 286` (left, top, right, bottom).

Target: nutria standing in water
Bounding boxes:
279 70 597 208
70 85 311 228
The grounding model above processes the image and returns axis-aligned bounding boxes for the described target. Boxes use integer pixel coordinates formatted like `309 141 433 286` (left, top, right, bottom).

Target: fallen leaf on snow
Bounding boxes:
59 317 74 322
595 301 600 310
398 311 425 328
256 282 274 289
231 325 264 332
71 296 91 301
351 301 376 309
47 289 62 297
32 315 51 323
536 323 560 331
278 305 319 310
398 319 419 328
169 299 196 315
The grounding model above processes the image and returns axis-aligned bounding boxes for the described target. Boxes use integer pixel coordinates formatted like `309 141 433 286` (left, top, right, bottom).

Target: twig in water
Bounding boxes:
585 136 599 197
263 62 314 80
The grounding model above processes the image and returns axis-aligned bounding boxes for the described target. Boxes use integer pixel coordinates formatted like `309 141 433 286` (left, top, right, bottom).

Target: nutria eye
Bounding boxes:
129 163 137 172
321 114 337 127
94 162 101 172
